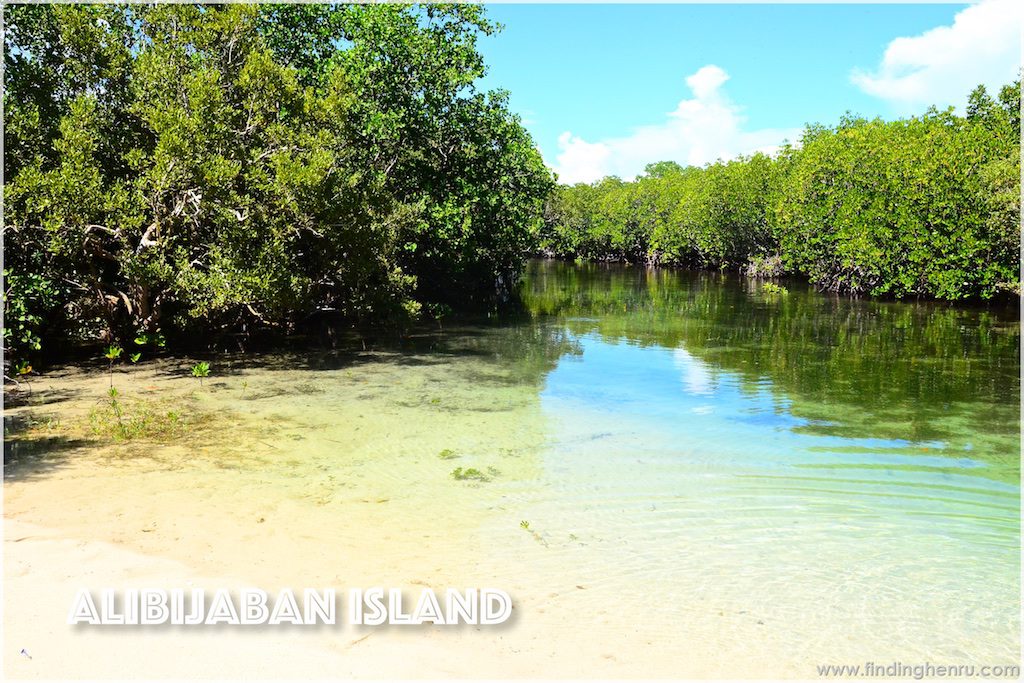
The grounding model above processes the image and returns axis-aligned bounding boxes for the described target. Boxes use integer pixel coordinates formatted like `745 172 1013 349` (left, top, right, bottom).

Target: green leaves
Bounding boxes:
545 153 776 269
2 269 60 356
777 102 1019 299
4 4 551 359
134 332 166 348
543 79 1020 302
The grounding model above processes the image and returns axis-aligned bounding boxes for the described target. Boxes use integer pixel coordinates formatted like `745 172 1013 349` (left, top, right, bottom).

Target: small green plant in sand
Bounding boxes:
12 359 33 394
106 386 125 433
191 361 211 386
89 393 189 442
451 466 490 482
103 344 122 386
134 332 166 349
438 448 459 460
519 519 548 546
127 331 165 366
761 282 788 297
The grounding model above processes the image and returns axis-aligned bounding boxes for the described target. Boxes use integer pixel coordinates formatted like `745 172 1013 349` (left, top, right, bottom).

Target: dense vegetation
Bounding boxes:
541 83 1021 301
3 3 553 366
3 4 1019 376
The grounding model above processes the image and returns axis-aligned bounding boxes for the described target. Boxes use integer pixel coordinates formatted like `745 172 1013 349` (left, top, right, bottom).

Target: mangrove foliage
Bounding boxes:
541 82 1021 301
3 3 553 364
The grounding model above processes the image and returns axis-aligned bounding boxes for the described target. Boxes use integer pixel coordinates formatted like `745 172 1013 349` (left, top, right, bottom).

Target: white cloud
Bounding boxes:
554 133 611 187
552 65 799 185
852 0 1022 113
673 347 714 397
686 65 730 100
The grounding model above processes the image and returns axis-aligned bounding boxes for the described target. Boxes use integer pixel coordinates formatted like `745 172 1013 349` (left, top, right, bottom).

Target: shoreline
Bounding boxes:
6 258 1018 381
528 257 1023 309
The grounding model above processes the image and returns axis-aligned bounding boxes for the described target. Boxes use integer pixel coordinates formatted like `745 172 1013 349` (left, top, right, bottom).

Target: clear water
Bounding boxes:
5 259 1020 675
502 261 1020 668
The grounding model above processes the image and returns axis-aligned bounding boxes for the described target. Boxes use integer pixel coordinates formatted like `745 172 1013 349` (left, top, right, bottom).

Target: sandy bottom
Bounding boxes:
3 357 770 679
3 341 1019 679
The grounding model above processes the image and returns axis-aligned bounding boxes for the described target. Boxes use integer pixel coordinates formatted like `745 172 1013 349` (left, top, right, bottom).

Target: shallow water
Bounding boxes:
5 259 1020 676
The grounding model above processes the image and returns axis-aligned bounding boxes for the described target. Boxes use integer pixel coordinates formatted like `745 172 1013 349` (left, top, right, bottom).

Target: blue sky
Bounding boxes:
474 2 1022 183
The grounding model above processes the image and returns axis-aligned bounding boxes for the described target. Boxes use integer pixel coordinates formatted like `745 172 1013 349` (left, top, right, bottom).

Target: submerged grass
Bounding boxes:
88 393 198 441
451 466 489 481
450 465 501 482
11 382 223 448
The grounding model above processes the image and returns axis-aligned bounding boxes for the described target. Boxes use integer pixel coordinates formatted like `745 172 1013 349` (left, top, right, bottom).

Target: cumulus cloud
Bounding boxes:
552 65 799 185
686 64 730 100
851 0 1022 113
